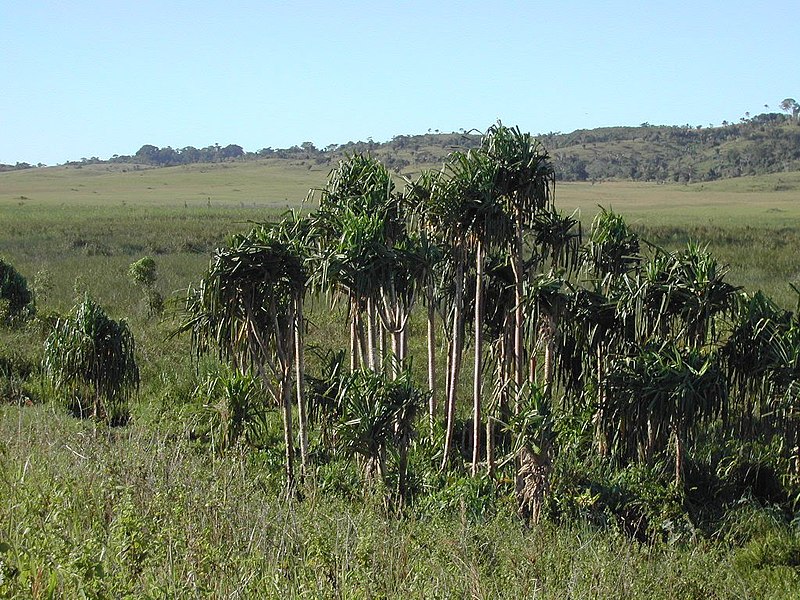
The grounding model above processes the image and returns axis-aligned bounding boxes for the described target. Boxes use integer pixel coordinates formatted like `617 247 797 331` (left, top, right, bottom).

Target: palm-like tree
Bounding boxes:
482 123 555 402
43 296 138 423
175 227 306 489
310 154 420 376
333 368 425 505
605 343 727 485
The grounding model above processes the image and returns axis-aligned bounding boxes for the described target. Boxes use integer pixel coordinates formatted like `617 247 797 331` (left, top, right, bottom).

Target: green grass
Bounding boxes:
2 164 800 597
2 405 799 599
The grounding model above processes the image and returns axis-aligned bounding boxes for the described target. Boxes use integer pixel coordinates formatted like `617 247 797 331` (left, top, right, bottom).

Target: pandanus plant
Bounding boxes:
427 147 511 472
43 296 138 423
0 259 35 324
605 343 728 485
329 367 425 506
175 226 306 489
310 154 419 376
482 123 555 403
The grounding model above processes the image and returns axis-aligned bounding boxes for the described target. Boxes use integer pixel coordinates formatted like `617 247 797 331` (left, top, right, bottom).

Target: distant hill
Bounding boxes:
7 113 800 184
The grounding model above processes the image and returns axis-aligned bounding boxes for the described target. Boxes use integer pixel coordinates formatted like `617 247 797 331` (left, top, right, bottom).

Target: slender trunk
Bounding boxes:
294 294 308 475
399 315 408 372
543 313 556 392
513 217 525 413
486 417 495 477
349 295 358 372
282 361 295 491
596 346 608 456
378 317 385 372
427 282 437 437
274 311 295 493
398 440 408 507
442 255 465 471
366 297 376 371
472 240 484 476
355 309 368 370
674 423 684 487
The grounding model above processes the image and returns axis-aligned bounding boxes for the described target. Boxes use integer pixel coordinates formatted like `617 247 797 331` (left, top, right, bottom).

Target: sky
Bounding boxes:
1 0 798 165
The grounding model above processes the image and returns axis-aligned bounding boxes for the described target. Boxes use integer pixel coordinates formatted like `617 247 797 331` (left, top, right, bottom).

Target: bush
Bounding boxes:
0 259 34 324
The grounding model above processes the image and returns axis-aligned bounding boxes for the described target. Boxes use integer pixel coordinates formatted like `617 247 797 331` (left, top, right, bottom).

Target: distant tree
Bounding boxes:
220 144 244 160
780 98 800 122
128 257 163 316
134 144 159 163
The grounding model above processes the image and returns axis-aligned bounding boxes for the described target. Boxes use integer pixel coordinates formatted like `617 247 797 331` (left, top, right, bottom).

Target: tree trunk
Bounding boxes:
596 346 608 456
674 423 684 487
486 417 495 477
442 255 465 471
282 361 295 492
349 295 358 372
472 240 484 476
427 282 437 437
543 313 556 392
512 216 525 413
366 297 376 371
294 294 309 476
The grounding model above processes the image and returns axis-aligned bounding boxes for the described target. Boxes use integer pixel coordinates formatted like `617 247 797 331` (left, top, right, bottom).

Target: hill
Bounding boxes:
6 112 799 185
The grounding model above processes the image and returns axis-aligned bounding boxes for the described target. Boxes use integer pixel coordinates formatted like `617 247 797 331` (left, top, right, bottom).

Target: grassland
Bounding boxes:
2 163 800 597
3 162 800 308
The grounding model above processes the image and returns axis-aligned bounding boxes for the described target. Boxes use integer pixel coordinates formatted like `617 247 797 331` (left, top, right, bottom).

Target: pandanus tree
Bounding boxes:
427 148 510 472
43 296 138 423
724 291 800 469
403 170 446 433
605 344 727 485
578 208 642 454
481 123 555 403
310 154 416 375
175 226 306 489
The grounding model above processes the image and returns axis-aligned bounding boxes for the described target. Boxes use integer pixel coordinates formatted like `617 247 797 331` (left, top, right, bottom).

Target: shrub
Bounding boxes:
0 259 34 324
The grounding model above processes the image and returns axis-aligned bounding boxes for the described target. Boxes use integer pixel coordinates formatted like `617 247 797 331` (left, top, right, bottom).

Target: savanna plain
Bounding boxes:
2 156 800 598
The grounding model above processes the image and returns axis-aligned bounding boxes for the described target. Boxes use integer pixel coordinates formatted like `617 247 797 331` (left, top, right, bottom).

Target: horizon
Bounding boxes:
2 0 797 166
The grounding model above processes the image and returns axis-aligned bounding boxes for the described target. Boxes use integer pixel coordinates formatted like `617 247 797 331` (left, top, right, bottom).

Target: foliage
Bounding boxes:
5 121 800 596
42 296 138 422
128 256 163 316
0 259 34 324
193 368 272 452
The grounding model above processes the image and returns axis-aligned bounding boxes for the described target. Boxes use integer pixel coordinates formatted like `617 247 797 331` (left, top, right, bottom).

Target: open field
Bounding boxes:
2 163 800 597
3 163 800 308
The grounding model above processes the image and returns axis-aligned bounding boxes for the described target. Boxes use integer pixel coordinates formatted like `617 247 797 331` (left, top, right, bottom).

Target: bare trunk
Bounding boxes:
674 424 684 487
282 362 295 491
513 218 525 413
355 309 368 370
543 313 556 392
366 297 376 371
472 240 484 476
294 294 308 475
427 282 437 437
349 295 358 372
442 255 465 471
378 317 386 372
486 417 495 477
595 346 608 456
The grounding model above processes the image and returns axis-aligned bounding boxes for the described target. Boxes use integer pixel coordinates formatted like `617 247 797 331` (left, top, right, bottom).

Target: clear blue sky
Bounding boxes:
1 0 797 165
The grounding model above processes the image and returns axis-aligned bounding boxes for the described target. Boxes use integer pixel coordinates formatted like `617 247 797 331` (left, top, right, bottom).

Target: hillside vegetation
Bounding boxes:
6 111 800 186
